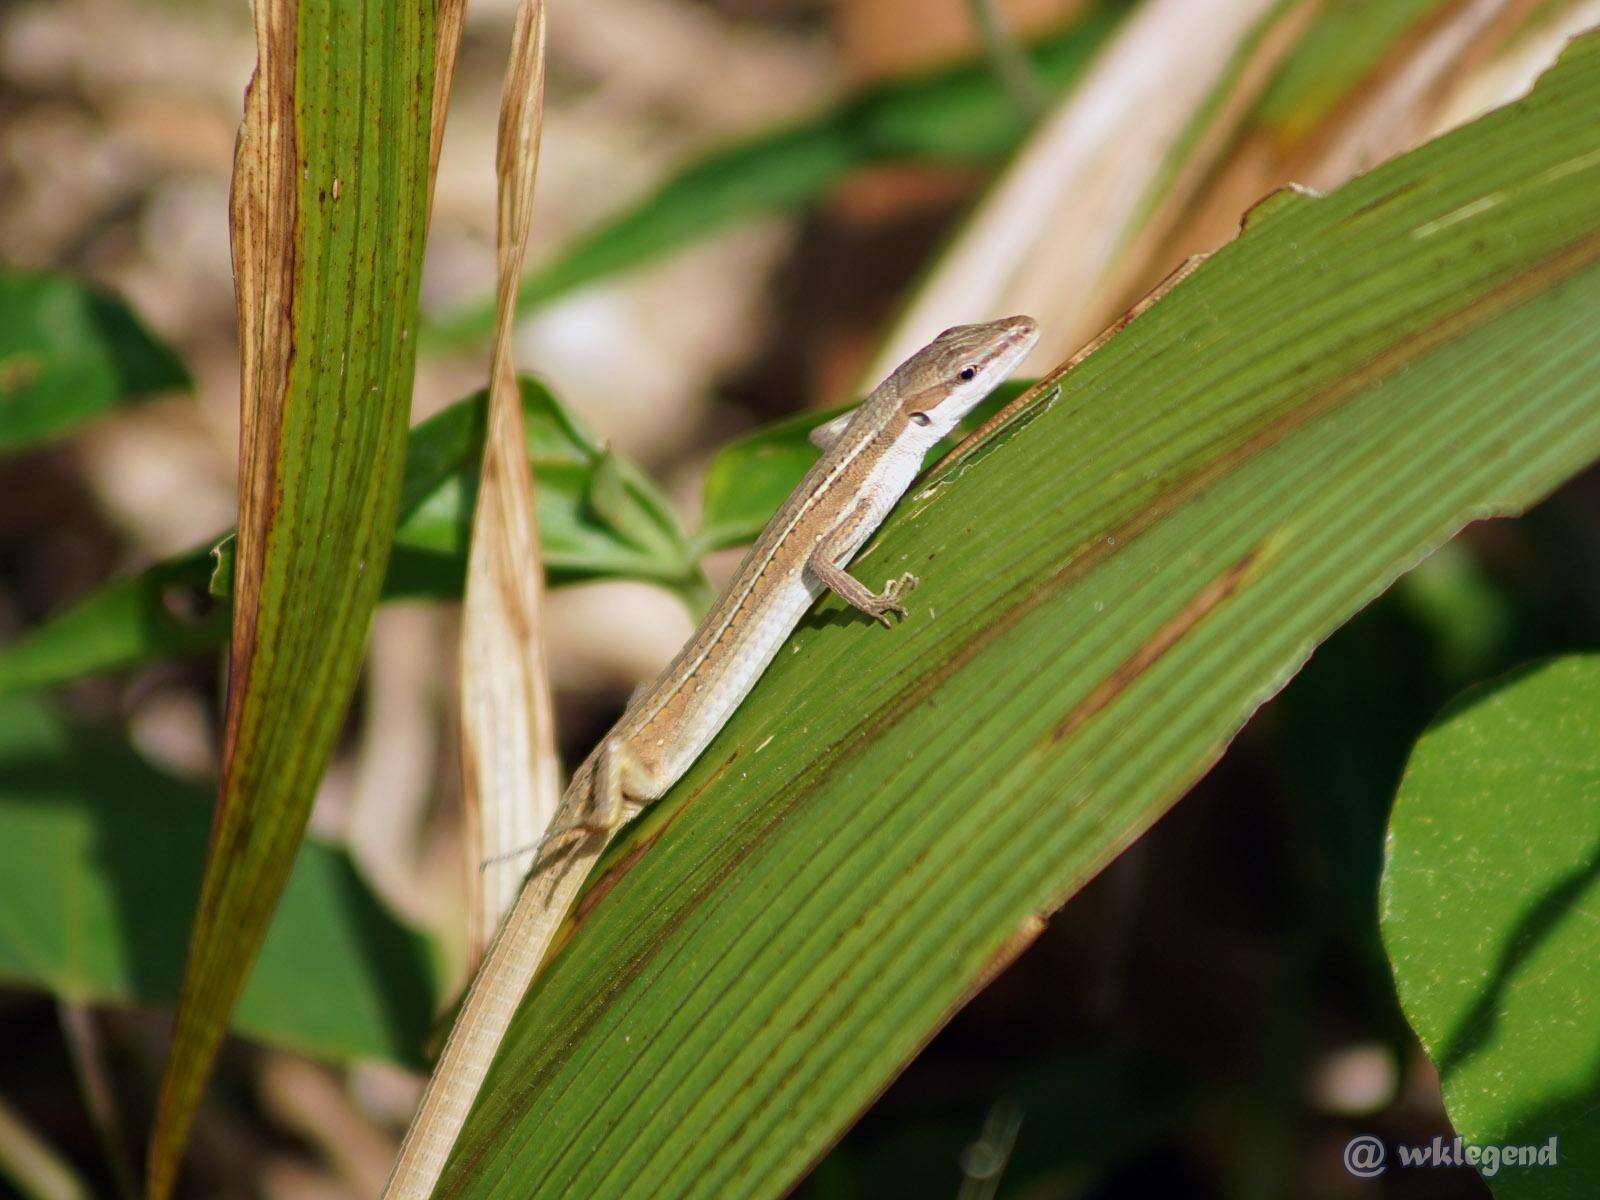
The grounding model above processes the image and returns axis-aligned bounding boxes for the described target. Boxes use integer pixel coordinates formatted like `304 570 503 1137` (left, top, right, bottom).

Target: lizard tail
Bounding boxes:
380 825 607 1199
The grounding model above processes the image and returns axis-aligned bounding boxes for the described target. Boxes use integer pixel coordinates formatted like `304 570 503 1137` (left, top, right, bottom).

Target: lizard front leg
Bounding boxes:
806 513 918 627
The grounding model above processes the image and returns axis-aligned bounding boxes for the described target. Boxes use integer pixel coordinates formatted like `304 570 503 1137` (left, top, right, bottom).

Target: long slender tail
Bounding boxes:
381 826 610 1199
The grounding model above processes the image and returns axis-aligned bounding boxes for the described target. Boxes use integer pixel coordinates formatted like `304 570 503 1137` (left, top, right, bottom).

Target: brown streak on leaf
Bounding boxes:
429 1 469 189
220 0 298 771
1050 544 1268 747
147 2 299 1196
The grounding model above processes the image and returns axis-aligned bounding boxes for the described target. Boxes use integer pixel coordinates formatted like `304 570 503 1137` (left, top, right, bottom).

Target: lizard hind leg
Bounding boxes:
548 736 643 843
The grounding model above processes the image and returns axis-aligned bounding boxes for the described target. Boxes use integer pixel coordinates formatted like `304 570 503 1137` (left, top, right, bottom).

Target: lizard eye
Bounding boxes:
958 366 977 381
909 412 931 426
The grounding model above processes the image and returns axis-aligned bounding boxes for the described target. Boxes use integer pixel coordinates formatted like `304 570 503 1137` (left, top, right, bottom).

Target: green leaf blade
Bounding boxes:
148 2 448 1194
437 34 1600 1200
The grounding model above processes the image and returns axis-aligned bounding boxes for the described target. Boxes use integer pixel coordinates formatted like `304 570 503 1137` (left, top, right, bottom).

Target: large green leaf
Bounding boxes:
0 695 436 1065
435 34 1600 1200
0 268 189 452
0 379 695 695
422 4 1128 349
1382 656 1600 1198
147 2 453 1195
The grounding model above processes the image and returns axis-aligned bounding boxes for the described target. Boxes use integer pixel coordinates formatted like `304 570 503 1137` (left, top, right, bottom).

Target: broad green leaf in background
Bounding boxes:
0 378 695 696
421 2 1129 349
0 695 436 1065
215 377 697 595
146 1 460 1195
0 268 189 453
435 33 1600 1200
1382 656 1600 1199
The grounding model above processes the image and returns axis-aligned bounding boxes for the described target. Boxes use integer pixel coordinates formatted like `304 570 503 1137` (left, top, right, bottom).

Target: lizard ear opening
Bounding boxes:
908 412 931 426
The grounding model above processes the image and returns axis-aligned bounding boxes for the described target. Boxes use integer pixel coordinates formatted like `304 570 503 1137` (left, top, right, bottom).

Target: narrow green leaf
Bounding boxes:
0 694 437 1065
0 552 221 696
0 268 189 453
0 379 694 695
422 4 1128 349
438 35 1600 1200
147 2 453 1194
1381 656 1600 1198
693 380 1030 556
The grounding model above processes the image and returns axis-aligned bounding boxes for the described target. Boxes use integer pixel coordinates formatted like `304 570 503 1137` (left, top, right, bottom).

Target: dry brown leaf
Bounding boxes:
382 3 557 1197
865 0 1315 379
458 0 561 971
1134 0 1585 306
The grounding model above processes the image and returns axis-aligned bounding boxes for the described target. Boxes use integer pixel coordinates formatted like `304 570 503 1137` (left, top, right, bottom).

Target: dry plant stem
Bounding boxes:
966 0 1049 116
383 4 556 1196
56 1005 136 1200
0 1091 90 1200
458 0 561 967
867 0 1308 379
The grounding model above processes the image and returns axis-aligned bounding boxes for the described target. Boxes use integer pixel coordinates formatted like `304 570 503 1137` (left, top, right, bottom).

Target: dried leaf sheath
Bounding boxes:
384 3 558 1196
866 0 1305 378
459 0 560 970
224 0 297 704
147 2 461 1196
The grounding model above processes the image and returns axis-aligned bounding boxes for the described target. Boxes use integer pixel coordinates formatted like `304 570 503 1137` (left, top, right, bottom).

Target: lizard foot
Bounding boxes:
866 572 919 627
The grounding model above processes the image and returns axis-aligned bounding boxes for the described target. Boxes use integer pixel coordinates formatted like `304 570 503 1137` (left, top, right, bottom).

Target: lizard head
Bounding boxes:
894 314 1040 443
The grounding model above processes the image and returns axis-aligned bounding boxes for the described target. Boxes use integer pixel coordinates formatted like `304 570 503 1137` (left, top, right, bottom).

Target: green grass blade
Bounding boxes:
0 378 694 695
1381 656 1600 1197
146 2 452 1195
0 268 189 453
0 695 437 1066
421 3 1128 350
436 34 1600 1200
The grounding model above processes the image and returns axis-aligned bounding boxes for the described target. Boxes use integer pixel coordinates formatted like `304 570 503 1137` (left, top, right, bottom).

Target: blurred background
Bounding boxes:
2 0 1599 1196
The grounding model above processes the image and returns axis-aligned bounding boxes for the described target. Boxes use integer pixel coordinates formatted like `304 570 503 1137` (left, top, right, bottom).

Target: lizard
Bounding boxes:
381 313 1040 1200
